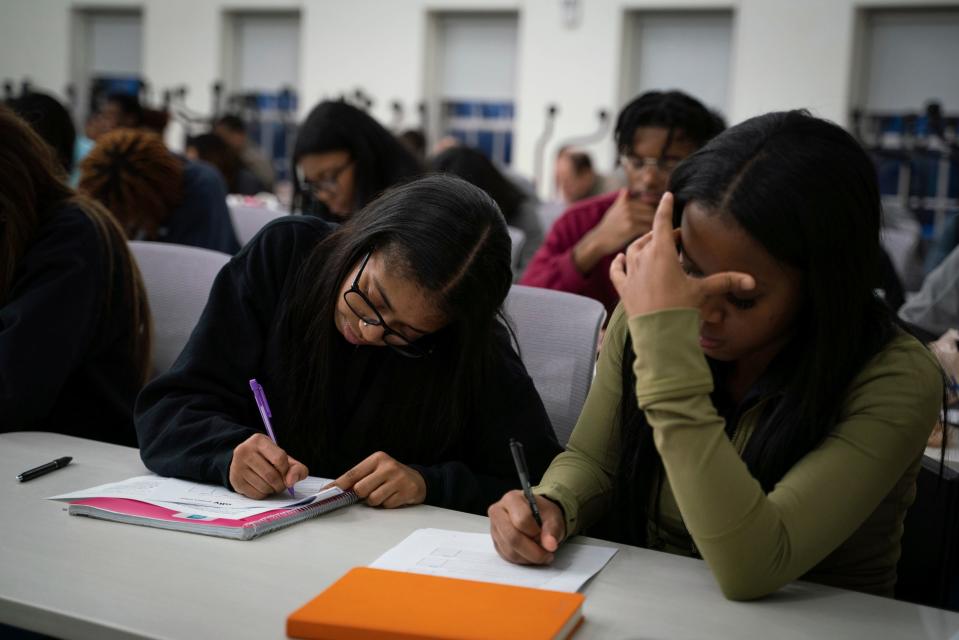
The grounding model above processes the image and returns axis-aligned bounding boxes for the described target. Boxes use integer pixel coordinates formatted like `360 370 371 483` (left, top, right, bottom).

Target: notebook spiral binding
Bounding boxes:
246 490 360 538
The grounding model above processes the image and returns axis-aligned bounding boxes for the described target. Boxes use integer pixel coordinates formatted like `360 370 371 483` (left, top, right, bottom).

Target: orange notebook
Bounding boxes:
287 567 585 640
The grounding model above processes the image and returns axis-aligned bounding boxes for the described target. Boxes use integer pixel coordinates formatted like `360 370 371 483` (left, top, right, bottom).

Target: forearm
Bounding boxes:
629 310 940 600
571 230 611 275
535 448 613 539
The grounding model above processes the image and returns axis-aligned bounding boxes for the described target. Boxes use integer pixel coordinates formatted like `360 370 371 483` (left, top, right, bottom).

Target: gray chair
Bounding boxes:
507 225 527 271
129 241 231 377
229 204 286 247
503 285 606 445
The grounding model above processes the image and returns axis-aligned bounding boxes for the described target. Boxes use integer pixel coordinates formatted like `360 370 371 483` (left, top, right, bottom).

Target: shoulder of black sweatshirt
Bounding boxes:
135 215 561 514
135 215 339 485
0 203 141 445
157 159 241 255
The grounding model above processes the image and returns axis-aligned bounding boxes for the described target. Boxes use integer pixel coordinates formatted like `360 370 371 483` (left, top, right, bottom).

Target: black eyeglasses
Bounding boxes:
298 160 354 197
619 153 682 174
343 251 434 358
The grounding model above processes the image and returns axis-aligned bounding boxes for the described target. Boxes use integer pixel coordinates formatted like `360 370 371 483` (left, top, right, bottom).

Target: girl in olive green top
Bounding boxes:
489 111 943 600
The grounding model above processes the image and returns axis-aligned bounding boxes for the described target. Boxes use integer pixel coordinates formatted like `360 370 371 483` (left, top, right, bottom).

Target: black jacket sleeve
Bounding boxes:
135 218 325 486
409 327 563 515
0 209 103 426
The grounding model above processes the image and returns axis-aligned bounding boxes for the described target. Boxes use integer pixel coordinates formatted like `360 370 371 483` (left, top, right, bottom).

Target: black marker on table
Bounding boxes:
17 457 72 482
509 439 542 527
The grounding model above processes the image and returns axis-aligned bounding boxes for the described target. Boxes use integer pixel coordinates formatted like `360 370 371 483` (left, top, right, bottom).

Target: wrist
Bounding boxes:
572 232 608 275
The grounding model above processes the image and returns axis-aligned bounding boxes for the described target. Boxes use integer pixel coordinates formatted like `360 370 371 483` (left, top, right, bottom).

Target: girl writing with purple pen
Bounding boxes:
135 174 561 515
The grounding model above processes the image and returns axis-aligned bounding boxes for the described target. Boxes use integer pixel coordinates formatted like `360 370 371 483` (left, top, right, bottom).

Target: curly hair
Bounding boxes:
78 128 184 240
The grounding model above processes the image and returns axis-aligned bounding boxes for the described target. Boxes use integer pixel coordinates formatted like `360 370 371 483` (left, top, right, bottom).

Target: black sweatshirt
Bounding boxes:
135 216 561 515
0 204 141 445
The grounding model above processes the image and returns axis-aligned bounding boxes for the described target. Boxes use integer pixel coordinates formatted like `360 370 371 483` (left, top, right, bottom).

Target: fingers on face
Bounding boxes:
626 231 654 257
701 271 756 298
651 192 674 235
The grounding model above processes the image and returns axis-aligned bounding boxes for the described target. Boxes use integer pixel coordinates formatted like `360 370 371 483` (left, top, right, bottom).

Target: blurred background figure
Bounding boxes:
97 92 144 133
0 105 151 445
554 146 602 205
213 114 276 192
186 132 263 195
429 145 542 274
6 90 77 175
291 100 421 219
78 128 240 254
398 128 427 162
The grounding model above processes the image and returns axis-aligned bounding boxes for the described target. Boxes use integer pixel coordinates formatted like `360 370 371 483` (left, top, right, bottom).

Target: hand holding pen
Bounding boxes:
226 379 309 500
487 439 567 566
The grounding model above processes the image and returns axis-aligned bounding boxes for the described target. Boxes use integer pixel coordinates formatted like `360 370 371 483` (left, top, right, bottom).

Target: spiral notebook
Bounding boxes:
52 476 359 540
66 491 358 540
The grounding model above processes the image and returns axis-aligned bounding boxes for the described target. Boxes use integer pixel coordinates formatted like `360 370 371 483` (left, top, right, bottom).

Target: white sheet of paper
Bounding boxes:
369 528 617 592
49 475 341 520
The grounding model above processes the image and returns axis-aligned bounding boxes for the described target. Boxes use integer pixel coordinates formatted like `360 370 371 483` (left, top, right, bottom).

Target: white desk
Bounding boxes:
2 432 958 640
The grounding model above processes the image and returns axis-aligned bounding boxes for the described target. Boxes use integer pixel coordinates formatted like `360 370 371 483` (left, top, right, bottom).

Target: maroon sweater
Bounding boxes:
519 192 619 314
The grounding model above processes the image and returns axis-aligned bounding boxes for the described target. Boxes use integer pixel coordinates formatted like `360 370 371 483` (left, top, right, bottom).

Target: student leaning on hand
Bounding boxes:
490 111 942 600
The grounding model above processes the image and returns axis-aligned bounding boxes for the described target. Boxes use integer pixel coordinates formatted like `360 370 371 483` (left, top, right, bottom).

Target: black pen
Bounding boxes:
17 456 72 482
509 439 542 527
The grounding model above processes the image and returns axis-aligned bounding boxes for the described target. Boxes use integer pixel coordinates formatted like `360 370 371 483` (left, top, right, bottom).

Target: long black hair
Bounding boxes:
7 91 77 173
428 146 526 224
291 101 421 218
279 174 513 461
613 110 907 545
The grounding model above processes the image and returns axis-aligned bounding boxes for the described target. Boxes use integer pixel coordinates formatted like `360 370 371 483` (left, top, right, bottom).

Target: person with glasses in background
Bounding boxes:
292 100 422 220
135 175 561 515
520 91 725 315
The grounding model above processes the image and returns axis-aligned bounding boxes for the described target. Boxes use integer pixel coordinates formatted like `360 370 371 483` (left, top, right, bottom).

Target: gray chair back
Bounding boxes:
503 285 606 445
129 241 231 377
507 225 526 271
229 205 286 247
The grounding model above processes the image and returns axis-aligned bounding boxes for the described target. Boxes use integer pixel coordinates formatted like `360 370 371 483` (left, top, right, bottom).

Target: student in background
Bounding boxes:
98 92 144 133
136 175 561 515
214 114 276 192
292 101 421 220
429 145 543 274
186 133 263 196
0 106 151 445
6 91 77 174
78 128 240 254
490 111 941 600
554 146 602 205
521 91 724 315
398 128 427 162
900 242 959 339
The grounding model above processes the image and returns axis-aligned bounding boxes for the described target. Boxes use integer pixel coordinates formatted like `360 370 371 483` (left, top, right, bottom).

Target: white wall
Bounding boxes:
233 12 300 93
858 8 959 112
87 11 142 76
625 11 733 116
437 12 518 101
2 0 958 195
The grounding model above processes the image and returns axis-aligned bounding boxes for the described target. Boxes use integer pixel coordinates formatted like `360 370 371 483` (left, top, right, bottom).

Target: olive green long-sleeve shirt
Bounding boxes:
535 305 941 600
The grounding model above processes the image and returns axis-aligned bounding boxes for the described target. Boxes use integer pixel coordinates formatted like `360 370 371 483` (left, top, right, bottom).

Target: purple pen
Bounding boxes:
249 378 295 496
